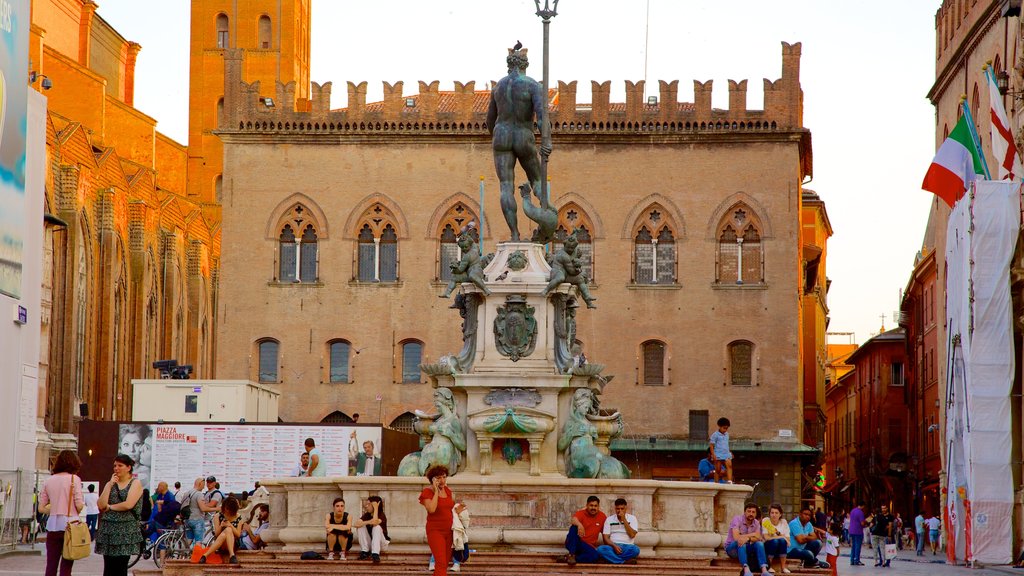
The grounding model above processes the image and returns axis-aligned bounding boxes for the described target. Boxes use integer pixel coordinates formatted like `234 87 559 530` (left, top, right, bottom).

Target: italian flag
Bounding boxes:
922 113 985 207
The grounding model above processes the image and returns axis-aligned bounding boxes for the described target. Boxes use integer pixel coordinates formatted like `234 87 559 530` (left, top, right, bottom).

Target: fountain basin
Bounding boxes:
262 474 751 558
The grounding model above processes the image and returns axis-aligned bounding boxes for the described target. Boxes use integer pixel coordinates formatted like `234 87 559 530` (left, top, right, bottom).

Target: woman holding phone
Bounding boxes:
419 465 455 575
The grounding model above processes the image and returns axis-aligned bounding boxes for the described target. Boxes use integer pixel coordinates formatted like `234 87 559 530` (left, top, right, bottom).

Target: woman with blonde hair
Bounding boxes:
38 450 85 576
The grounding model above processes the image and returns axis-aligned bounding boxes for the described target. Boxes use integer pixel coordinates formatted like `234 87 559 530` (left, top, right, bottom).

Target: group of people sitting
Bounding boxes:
727 502 838 576
196 498 271 564
562 496 641 566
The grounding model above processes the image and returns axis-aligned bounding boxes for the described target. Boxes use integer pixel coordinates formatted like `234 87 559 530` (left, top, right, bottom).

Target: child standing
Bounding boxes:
824 522 841 576
709 417 734 483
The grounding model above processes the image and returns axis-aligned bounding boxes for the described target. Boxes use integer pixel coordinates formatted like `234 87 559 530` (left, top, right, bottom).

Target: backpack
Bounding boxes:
179 490 193 519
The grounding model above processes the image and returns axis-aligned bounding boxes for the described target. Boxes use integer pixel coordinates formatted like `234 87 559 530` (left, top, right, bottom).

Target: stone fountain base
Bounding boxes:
261 475 751 558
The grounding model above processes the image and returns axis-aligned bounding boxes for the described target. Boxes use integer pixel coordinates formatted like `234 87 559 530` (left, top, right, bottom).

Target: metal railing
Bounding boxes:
0 469 43 555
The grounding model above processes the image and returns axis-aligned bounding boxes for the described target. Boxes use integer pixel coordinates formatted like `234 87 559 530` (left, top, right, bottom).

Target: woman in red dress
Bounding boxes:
419 465 455 575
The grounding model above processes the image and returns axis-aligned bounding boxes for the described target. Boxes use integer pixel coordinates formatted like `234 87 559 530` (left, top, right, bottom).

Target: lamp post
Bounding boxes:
534 0 559 204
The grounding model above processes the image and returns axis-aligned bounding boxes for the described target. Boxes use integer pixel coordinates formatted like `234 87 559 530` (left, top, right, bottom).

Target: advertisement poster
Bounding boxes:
118 424 384 493
0 0 29 298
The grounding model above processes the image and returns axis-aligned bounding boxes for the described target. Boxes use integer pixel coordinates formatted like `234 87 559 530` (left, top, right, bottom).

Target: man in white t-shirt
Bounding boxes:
83 484 100 538
595 498 640 564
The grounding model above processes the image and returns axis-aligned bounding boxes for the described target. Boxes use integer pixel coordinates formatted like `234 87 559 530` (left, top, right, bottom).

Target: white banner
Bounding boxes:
944 181 1019 565
118 424 383 493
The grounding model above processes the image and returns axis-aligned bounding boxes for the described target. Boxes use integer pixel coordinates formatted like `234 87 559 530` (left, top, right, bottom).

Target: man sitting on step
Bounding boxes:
562 495 606 565
595 498 640 564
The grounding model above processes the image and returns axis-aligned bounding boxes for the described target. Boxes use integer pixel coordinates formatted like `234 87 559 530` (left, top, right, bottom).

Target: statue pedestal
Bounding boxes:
418 241 618 477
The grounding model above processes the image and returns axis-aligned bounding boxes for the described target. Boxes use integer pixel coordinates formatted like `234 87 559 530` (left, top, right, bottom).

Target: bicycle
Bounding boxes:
127 520 193 568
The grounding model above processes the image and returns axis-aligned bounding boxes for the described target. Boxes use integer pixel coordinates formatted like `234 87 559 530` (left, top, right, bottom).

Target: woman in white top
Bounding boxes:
38 450 85 576
761 503 791 574
83 485 100 539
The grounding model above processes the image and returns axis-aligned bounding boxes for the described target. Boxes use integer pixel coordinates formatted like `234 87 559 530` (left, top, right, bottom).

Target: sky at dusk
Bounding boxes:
96 0 941 344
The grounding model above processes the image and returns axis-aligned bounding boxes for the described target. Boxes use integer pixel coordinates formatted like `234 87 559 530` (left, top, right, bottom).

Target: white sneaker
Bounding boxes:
452 563 461 572
339 553 346 560
783 569 792 574
427 560 435 572
326 552 334 560
743 567 754 576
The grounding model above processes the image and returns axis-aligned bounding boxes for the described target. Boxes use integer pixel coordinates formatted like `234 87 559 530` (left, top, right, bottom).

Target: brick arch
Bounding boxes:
265 192 330 240
424 192 491 239
342 193 410 239
552 192 605 239
620 193 686 239
705 192 774 240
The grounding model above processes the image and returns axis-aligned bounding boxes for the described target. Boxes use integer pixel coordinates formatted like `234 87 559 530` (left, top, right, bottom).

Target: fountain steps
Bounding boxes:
146 551 830 576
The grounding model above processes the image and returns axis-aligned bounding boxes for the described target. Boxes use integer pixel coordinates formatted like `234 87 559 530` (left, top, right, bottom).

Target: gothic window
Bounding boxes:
74 228 89 401
641 340 666 386
971 83 980 124
436 202 479 281
390 412 417 433
328 340 351 383
257 339 279 383
355 203 400 282
553 203 595 281
216 13 229 48
632 206 676 284
276 204 319 283
729 340 754 386
401 340 423 383
716 205 764 285
258 15 272 49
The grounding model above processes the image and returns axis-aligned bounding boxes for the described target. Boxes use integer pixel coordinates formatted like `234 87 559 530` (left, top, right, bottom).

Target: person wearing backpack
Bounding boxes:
176 478 206 544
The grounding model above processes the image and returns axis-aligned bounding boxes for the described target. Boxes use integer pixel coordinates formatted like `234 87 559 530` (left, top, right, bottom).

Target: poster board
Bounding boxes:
116 423 383 493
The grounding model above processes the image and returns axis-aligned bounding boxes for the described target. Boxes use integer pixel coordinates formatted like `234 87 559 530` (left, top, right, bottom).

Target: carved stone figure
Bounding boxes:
519 183 557 244
493 295 538 361
487 45 551 241
552 294 574 374
440 231 492 298
558 388 630 479
542 230 597 308
397 387 467 476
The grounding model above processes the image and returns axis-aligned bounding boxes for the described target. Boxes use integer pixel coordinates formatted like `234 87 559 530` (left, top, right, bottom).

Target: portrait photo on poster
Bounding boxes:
118 423 153 490
348 428 383 476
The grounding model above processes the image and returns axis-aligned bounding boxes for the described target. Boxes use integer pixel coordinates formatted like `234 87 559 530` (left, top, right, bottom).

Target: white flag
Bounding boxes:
986 68 1024 180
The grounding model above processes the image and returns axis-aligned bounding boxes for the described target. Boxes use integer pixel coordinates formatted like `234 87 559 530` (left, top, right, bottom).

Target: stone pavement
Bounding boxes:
0 543 1016 576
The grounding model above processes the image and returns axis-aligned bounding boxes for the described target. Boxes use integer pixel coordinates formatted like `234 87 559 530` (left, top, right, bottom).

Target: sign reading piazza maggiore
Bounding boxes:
117 423 383 493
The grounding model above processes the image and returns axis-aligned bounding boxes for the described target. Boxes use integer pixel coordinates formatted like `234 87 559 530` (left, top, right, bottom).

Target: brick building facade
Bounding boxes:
30 0 219 460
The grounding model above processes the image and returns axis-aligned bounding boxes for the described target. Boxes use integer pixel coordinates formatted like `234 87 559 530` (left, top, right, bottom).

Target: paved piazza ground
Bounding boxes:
0 543 1018 576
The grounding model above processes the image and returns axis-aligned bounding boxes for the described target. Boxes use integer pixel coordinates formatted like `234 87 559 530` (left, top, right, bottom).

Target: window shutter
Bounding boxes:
402 342 422 383
330 341 350 383
642 341 665 385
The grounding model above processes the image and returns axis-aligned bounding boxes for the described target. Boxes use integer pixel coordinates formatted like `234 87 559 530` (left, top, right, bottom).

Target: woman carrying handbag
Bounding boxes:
38 450 86 576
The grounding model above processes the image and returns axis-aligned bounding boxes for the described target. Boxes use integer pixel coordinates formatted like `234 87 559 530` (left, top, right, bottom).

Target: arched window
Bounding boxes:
74 225 90 402
328 340 351 383
257 339 279 383
390 412 417 433
729 340 754 386
553 203 595 281
971 83 980 124
276 204 319 283
435 201 479 281
355 203 400 282
401 340 423 383
716 205 764 285
632 206 676 284
322 410 353 423
258 15 272 49
216 13 229 48
641 340 666 385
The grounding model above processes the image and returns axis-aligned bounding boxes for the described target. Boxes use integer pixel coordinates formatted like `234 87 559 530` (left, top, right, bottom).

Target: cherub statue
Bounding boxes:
440 229 492 298
541 229 597 308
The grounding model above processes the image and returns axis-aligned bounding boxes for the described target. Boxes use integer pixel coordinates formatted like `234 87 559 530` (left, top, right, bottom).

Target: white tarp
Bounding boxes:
944 180 1019 565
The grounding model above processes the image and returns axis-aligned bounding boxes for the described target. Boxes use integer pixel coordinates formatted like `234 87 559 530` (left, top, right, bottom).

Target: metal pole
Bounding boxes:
540 17 550 208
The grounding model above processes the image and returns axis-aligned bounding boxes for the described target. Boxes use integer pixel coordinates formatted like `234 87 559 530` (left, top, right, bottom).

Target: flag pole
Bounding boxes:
960 96 992 179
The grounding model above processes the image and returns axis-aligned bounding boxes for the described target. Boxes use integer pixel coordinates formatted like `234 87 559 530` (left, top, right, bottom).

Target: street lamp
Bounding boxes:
533 0 559 202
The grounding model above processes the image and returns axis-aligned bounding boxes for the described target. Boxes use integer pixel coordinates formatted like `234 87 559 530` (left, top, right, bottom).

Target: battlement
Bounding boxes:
221 42 802 136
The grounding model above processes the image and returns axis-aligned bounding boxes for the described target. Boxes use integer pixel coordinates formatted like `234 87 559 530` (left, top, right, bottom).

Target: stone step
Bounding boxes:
150 551 832 576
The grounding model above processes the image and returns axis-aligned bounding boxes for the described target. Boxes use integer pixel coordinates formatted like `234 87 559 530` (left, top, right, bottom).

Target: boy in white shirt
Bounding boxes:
595 498 640 564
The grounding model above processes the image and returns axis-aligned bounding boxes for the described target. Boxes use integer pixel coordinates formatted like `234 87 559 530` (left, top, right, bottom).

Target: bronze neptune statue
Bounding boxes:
487 45 553 242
